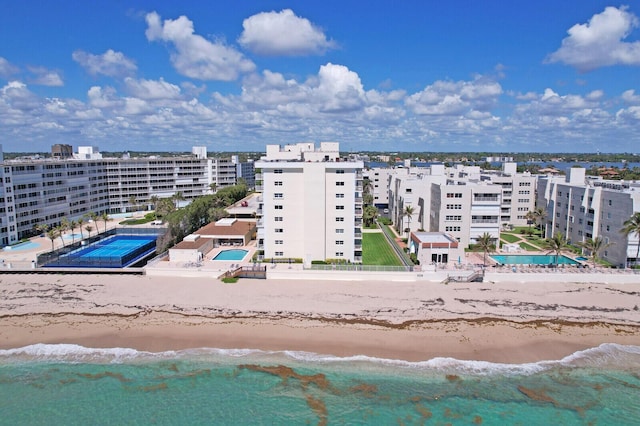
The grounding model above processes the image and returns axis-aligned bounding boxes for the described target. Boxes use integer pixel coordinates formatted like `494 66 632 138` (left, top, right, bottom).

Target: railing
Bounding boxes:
474 196 499 202
377 221 414 268
471 219 499 224
307 264 413 272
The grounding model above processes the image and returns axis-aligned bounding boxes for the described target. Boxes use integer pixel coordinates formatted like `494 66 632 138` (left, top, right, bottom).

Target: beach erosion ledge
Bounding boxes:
0 273 639 364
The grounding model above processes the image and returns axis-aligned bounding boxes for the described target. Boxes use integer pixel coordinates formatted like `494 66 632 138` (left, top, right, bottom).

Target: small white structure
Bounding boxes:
409 232 463 265
168 234 213 263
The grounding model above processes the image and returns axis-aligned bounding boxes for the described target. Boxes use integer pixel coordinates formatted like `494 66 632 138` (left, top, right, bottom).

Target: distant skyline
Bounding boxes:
1 1 639 153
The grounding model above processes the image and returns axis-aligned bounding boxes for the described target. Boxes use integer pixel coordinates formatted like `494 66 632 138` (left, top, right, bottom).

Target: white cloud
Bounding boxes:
546 6 640 71
621 89 640 104
238 9 336 56
405 77 502 115
27 66 63 86
145 11 255 81
72 49 137 77
0 57 19 78
124 77 182 100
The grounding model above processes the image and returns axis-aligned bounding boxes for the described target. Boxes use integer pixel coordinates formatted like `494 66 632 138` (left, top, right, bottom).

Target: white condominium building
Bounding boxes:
537 167 640 268
387 163 535 248
255 143 364 264
0 145 238 246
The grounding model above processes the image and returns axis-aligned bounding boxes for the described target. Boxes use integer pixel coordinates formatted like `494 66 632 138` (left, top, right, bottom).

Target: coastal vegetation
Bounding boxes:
157 183 248 252
621 212 640 267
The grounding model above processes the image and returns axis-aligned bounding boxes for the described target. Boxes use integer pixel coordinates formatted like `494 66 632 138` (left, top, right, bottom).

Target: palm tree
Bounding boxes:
77 217 84 240
46 228 59 251
100 212 110 233
525 210 536 231
85 224 93 238
128 195 137 213
533 207 547 236
56 224 66 247
403 205 415 238
172 191 185 209
474 232 496 266
34 223 49 237
60 217 70 239
544 232 570 268
621 212 640 267
209 183 217 194
577 236 613 268
69 220 77 244
150 195 160 218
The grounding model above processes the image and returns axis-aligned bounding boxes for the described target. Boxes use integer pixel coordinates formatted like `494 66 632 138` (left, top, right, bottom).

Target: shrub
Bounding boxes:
378 217 392 225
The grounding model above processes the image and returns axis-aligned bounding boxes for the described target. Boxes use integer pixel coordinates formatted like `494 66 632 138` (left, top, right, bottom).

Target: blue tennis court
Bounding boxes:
48 235 157 268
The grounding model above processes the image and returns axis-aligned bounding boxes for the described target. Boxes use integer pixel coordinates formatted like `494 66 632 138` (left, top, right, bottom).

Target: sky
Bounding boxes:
1 1 639 154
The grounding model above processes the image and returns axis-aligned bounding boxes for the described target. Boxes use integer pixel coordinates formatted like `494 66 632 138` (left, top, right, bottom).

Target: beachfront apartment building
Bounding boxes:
537 167 640 268
0 145 239 246
387 162 535 248
255 142 364 264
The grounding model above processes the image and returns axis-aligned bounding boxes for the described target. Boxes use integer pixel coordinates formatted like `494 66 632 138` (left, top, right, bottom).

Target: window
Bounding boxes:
275 205 283 210
336 169 345 174
336 193 344 198
336 205 344 210
445 204 462 210
275 228 283 233
336 181 345 186
518 190 530 195
445 226 461 232
336 240 344 245
274 193 283 199
274 181 283 186
275 217 283 222
336 217 344 222
275 240 283 244
445 215 462 221
335 252 344 257
275 251 284 256
406 188 412 193
608 200 612 206
274 169 283 174
336 228 344 234
446 193 462 198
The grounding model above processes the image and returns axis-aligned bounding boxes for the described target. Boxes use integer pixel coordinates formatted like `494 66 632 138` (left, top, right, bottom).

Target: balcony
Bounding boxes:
473 196 499 202
471 218 499 224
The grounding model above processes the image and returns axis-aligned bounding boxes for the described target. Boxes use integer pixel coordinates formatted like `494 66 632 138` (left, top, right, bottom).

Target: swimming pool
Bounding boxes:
47 235 157 268
491 254 578 265
212 249 248 261
3 241 41 251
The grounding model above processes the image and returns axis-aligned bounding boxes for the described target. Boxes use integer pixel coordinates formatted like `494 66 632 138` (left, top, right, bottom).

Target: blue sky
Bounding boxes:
1 1 639 153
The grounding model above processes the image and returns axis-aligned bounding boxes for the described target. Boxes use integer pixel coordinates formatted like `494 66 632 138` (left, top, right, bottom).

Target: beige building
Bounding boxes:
255 143 364 264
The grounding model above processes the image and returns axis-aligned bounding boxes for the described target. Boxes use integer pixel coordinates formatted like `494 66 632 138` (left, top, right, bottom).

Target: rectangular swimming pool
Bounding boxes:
491 254 578 265
212 249 248 261
47 235 157 268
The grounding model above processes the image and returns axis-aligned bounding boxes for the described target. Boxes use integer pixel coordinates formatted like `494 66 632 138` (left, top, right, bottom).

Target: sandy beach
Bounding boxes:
1 273 639 363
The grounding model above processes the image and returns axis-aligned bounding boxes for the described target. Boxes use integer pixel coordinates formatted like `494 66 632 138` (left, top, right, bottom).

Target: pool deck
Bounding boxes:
3 223 639 283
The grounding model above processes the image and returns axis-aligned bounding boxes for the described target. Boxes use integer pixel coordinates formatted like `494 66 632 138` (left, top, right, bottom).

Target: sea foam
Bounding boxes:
2 343 639 375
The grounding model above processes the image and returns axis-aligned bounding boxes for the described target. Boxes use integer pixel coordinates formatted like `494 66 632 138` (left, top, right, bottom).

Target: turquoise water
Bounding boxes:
1 344 639 425
3 240 40 251
213 249 248 261
491 254 578 265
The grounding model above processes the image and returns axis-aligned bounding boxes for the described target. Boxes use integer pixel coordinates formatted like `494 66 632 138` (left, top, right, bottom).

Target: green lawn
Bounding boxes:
362 232 403 266
519 242 539 251
501 233 521 243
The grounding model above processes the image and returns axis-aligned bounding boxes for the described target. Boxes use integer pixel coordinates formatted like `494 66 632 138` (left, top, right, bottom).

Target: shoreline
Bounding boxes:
2 314 639 364
1 273 640 364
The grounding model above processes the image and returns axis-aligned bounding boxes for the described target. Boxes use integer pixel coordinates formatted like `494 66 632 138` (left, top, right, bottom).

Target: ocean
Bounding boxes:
1 344 639 425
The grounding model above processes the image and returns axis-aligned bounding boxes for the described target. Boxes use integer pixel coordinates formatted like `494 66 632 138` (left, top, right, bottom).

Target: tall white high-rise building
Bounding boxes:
255 143 364 264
